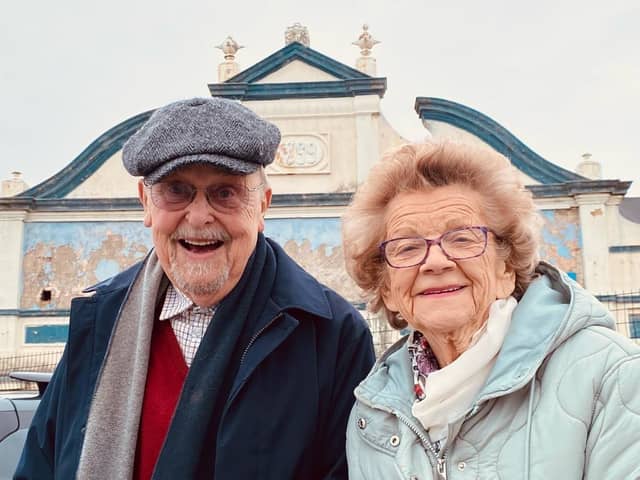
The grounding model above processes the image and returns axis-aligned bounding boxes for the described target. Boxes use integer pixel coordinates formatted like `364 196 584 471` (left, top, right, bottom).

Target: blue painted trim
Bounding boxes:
0 197 142 211
209 78 387 100
528 181 630 197
609 245 640 253
414 97 585 184
18 111 153 199
226 42 371 83
0 309 70 317
0 193 355 212
25 324 69 344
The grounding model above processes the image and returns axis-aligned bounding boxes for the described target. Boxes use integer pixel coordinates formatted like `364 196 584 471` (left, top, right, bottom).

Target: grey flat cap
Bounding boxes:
122 97 281 183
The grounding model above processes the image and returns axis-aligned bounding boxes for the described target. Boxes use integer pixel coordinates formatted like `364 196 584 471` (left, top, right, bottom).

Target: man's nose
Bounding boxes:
185 190 215 226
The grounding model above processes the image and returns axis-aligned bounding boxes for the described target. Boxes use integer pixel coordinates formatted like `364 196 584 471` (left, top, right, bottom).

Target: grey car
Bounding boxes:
0 372 51 479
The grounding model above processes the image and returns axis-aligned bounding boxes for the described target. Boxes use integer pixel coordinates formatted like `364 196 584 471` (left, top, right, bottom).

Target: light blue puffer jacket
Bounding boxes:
347 264 640 479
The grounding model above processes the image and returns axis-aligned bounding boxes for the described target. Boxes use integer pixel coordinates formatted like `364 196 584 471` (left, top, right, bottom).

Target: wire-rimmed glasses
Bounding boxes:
144 179 264 213
379 226 492 268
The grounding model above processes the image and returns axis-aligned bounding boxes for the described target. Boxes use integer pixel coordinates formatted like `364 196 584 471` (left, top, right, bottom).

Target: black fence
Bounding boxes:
0 350 63 392
367 289 640 355
598 290 640 340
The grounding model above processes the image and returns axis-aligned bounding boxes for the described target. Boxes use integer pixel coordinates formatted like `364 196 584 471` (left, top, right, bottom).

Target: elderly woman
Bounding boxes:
342 142 640 479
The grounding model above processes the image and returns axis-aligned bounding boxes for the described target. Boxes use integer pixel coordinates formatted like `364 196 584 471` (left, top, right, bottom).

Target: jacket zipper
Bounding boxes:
239 313 283 366
393 409 448 479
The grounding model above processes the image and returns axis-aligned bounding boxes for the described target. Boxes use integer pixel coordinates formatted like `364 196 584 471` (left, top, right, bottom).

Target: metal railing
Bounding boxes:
367 289 640 354
0 290 637 391
0 350 63 391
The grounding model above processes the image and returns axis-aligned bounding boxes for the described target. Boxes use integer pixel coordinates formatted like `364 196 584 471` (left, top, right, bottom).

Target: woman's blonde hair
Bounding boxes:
342 141 541 329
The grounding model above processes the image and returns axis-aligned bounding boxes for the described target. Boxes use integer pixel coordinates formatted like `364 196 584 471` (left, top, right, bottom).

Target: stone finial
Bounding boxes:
216 36 243 82
352 24 380 57
216 36 243 61
1 171 28 197
576 152 602 179
353 24 380 75
285 22 310 47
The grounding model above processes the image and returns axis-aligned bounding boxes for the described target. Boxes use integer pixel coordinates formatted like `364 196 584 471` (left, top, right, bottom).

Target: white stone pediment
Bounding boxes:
254 60 340 84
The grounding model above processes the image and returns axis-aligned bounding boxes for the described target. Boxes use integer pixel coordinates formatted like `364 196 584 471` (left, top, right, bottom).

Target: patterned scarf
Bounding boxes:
407 330 440 401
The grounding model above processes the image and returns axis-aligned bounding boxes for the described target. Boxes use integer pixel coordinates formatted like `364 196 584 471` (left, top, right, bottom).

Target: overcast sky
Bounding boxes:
1 0 638 195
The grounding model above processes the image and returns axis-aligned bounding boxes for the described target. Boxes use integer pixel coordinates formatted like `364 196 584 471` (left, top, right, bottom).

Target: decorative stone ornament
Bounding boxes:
352 24 379 57
216 36 244 61
216 36 244 82
285 22 310 47
353 24 380 75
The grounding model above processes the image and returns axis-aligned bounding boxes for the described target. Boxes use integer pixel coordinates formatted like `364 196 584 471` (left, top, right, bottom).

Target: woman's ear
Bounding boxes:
496 261 517 299
380 282 399 312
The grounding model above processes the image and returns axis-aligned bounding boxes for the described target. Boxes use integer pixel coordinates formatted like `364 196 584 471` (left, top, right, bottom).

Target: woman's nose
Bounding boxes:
419 243 455 273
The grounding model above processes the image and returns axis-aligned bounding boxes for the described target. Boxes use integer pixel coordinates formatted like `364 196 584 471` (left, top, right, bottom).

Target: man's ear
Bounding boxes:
138 180 153 227
258 187 272 232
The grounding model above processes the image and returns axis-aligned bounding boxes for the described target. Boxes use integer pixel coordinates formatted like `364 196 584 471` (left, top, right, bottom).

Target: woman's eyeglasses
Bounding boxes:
379 226 493 268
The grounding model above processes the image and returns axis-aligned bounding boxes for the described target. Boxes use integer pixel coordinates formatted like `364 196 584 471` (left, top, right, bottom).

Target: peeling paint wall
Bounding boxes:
19 218 362 313
21 222 151 310
539 208 583 282
20 211 587 315
264 218 360 302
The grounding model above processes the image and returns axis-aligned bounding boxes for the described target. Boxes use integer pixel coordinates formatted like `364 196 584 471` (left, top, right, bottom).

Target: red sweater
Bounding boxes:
134 320 188 480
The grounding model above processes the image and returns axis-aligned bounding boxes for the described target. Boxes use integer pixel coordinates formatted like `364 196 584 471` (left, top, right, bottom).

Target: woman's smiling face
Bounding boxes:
381 184 516 338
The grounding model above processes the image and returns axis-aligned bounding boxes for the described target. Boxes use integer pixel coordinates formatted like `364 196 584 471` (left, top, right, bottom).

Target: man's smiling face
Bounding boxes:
139 163 271 307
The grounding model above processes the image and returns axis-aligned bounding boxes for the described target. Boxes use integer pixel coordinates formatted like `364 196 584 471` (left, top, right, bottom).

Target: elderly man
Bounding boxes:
15 97 375 479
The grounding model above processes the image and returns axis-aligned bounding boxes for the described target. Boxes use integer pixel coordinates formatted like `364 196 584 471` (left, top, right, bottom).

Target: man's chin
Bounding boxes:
169 266 229 298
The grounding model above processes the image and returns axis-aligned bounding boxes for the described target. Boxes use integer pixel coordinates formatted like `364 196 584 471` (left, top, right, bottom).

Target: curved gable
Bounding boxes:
20 111 152 199
415 97 583 184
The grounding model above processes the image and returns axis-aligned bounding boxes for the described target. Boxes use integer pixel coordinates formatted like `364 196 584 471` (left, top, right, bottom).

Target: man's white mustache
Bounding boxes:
171 227 230 242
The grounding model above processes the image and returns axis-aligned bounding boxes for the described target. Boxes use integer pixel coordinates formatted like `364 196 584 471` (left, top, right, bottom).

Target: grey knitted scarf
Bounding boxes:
76 252 165 479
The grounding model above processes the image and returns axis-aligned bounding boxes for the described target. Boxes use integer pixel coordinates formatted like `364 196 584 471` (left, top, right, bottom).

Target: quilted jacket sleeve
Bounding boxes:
583 352 640 480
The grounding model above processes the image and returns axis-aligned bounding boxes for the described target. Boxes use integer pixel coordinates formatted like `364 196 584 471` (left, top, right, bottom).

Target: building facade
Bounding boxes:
1 25 639 356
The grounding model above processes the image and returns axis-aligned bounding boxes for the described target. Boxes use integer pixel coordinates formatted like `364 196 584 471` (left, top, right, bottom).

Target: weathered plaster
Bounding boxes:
539 208 583 283
21 222 151 309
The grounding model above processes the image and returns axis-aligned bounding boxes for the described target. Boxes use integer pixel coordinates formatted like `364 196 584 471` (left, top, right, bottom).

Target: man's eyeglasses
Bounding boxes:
144 180 264 213
379 226 493 268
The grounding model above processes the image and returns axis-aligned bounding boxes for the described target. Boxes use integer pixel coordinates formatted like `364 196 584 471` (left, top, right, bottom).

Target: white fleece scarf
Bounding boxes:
411 296 517 444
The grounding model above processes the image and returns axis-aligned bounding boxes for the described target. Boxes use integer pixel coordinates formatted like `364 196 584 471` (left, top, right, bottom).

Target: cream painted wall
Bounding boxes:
255 60 339 83
605 200 640 293
377 114 409 157
423 120 540 186
67 151 140 199
0 212 26 353
246 96 381 194
576 193 613 294
0 212 26 310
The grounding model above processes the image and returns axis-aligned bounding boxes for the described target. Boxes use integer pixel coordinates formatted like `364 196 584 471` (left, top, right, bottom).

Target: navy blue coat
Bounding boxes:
15 240 375 479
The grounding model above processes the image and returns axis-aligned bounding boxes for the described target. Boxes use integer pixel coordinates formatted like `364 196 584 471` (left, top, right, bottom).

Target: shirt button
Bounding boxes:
389 435 400 447
457 461 466 471
357 418 366 429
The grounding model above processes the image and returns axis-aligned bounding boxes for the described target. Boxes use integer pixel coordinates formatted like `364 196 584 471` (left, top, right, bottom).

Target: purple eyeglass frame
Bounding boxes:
379 225 493 268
